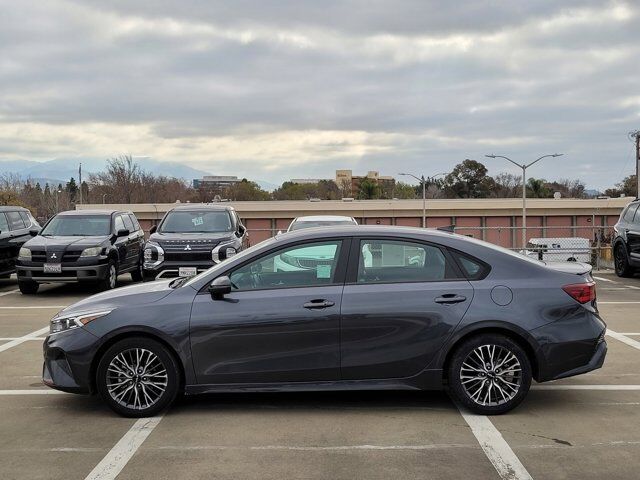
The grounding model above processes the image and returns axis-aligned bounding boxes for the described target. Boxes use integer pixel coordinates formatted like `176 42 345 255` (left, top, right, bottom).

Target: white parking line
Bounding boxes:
0 389 66 395
619 333 640 336
593 276 616 283
0 289 19 297
533 385 640 390
598 301 640 304
0 337 46 341
607 330 640 351
84 416 163 480
0 326 49 353
0 306 67 309
457 406 533 480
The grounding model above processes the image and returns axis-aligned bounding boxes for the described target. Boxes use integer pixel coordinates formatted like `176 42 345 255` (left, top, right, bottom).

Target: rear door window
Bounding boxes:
623 204 639 223
449 250 490 280
6 211 27 230
0 213 8 232
356 239 452 283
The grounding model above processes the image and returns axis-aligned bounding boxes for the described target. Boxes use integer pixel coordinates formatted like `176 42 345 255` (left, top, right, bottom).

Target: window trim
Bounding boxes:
345 236 466 285
447 247 492 281
200 237 353 294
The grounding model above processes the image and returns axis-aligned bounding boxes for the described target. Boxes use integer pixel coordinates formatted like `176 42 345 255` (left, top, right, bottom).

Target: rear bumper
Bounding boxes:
533 311 607 382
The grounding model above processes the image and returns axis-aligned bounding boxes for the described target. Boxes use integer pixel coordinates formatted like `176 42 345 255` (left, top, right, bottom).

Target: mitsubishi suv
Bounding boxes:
143 204 247 280
16 209 145 294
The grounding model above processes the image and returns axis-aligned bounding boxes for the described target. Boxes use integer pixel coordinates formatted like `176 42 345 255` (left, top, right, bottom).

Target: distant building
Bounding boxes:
192 175 240 196
335 170 395 197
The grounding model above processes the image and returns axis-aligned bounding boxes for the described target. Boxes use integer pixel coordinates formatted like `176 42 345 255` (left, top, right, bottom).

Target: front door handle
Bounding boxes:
434 294 467 304
303 299 335 309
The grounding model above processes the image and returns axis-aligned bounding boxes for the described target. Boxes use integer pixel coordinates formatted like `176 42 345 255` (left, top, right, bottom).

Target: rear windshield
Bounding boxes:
41 215 111 236
159 210 233 233
290 220 356 231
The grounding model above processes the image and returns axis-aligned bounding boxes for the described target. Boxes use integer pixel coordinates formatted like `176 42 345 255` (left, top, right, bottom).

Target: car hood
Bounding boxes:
149 232 234 243
59 279 176 316
543 261 592 276
25 235 110 250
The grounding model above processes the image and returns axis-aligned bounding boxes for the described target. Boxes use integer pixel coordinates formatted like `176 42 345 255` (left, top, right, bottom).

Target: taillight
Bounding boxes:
562 282 596 304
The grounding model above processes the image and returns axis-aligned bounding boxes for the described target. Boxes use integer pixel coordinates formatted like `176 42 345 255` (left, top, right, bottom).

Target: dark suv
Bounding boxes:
613 199 640 277
0 206 41 278
16 210 145 294
143 204 248 280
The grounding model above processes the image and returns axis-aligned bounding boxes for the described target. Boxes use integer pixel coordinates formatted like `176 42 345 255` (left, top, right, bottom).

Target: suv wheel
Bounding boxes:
18 280 39 295
614 244 634 277
98 260 118 291
96 337 180 417
447 334 532 415
131 261 144 282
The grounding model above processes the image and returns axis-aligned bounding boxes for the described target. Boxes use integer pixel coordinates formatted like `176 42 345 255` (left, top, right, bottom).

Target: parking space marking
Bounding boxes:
533 385 640 390
598 301 640 304
607 330 640 351
0 389 66 395
0 326 49 353
619 333 640 336
84 415 163 480
457 406 533 480
0 289 19 297
594 276 616 283
0 306 67 309
0 337 46 341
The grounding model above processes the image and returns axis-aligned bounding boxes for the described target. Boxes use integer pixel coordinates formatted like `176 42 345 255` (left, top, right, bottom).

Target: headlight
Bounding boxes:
80 246 102 257
226 247 237 258
18 247 31 260
50 310 112 335
212 239 236 263
143 242 164 267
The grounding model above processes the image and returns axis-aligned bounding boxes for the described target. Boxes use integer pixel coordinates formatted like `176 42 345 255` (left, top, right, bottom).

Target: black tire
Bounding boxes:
0 273 11 279
131 261 144 282
18 280 39 294
614 243 634 278
98 260 118 291
96 337 180 417
447 334 532 415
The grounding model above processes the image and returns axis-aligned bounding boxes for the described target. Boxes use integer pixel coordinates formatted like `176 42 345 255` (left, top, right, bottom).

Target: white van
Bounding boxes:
524 237 591 263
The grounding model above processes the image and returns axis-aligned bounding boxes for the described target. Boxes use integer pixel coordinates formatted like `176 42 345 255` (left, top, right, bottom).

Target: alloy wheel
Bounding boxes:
109 265 117 289
459 344 522 407
106 348 168 410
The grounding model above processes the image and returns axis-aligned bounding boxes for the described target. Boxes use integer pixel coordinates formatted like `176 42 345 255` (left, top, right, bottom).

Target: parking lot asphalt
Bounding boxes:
0 271 639 480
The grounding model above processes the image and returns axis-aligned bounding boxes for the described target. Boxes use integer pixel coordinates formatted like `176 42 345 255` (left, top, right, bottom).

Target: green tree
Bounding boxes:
443 159 495 198
393 181 418 199
357 178 382 199
66 177 78 203
225 179 270 201
605 175 637 198
526 178 551 198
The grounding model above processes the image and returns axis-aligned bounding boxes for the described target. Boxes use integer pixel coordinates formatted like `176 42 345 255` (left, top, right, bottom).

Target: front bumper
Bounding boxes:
533 311 607 382
42 328 100 394
143 260 215 280
17 258 110 283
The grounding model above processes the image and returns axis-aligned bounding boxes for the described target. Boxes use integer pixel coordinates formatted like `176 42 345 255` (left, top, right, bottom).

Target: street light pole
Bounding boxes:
485 154 563 250
399 172 447 228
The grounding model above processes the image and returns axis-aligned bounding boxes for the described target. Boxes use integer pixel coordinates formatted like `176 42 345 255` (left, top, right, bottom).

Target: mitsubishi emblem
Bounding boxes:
50 253 57 259
184 245 192 251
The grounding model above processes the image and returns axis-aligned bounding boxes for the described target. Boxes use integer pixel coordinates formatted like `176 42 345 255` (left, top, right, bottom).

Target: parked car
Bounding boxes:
16 210 145 294
0 206 40 278
42 225 606 417
286 215 358 232
524 237 591 263
143 204 247 281
613 198 640 277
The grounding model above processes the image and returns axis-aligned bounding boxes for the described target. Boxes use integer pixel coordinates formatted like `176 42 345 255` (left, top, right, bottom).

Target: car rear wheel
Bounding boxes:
447 334 531 415
96 337 180 417
18 280 39 295
614 244 634 277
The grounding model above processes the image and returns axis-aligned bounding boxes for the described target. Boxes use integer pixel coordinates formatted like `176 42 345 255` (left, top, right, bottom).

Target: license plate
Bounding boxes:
178 267 197 277
44 263 62 274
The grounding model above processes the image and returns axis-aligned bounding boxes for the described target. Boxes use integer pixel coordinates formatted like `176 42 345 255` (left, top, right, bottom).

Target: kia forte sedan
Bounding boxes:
42 226 606 417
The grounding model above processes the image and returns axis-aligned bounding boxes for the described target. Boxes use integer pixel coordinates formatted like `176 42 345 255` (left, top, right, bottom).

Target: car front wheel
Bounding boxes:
98 260 118 291
614 244 634 277
96 337 180 417
447 334 531 415
18 280 39 295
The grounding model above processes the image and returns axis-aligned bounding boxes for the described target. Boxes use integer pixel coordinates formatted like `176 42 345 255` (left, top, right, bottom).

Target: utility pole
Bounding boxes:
630 130 640 199
486 154 563 250
78 162 83 204
398 172 447 228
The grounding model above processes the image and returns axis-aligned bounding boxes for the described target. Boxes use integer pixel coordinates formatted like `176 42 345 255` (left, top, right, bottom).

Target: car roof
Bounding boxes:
58 209 124 216
276 225 456 241
0 205 29 212
293 215 355 222
168 204 234 212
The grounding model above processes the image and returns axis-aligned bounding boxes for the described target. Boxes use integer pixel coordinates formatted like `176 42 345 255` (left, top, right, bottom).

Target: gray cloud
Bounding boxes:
0 0 638 189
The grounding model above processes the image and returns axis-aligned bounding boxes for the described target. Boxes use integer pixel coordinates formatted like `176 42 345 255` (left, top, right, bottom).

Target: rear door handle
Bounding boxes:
303 299 335 309
434 294 467 304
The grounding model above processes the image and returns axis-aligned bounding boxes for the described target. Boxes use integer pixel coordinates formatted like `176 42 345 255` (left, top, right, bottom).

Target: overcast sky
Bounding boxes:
1 0 638 189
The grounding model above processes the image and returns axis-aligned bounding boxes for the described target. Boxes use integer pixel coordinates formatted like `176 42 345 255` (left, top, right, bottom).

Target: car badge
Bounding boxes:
50 253 57 259
184 245 192 251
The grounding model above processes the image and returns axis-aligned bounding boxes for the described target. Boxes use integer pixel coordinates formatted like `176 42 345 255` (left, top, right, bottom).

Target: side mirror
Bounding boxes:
209 275 232 299
116 228 130 237
149 225 157 234
236 224 246 237
276 230 283 235
29 228 40 237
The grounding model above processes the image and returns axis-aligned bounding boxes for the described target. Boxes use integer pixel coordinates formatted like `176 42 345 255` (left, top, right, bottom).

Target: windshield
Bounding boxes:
290 220 355 231
41 215 111 236
159 210 233 233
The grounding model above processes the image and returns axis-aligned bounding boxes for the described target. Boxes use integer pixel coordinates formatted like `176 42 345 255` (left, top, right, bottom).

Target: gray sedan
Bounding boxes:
42 226 606 417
